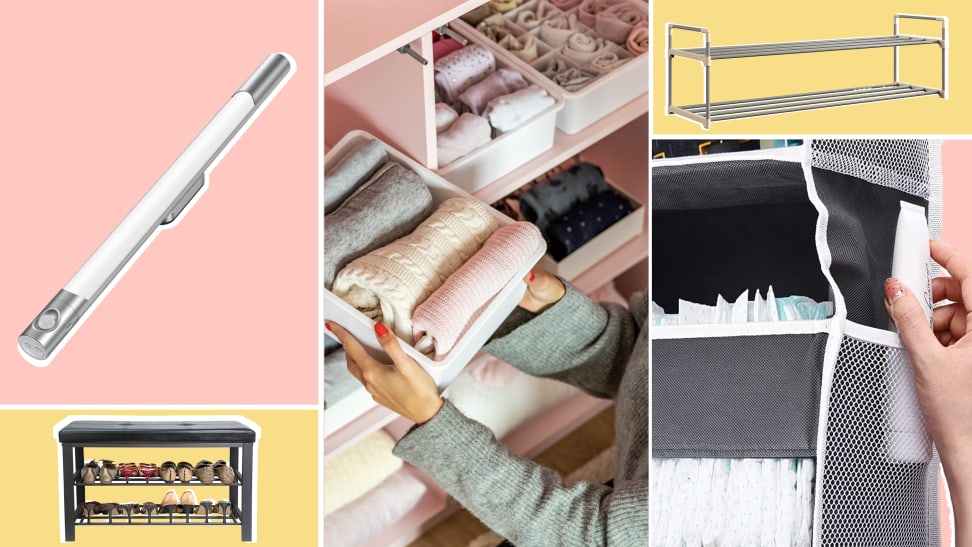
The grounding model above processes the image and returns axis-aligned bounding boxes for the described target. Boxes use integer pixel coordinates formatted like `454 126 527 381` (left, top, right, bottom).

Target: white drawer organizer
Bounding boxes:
666 13 948 129
651 140 945 546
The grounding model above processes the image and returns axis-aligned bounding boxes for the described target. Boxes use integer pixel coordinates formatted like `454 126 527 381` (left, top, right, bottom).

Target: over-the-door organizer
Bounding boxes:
651 140 943 545
57 419 257 542
666 14 948 128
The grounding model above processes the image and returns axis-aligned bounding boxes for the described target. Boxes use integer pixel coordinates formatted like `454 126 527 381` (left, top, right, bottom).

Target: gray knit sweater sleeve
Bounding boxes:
483 282 639 398
393 284 648 546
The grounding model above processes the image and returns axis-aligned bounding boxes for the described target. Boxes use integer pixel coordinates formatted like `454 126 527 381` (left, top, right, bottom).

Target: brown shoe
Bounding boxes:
194 460 214 485
160 489 179 509
98 460 117 484
214 460 235 484
159 461 177 483
81 461 99 485
176 461 193 483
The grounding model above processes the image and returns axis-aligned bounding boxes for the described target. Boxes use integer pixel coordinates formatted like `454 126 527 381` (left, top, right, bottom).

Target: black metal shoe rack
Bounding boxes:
58 420 257 542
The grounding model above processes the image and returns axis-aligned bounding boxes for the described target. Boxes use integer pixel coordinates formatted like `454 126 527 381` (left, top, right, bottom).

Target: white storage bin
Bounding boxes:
537 181 645 280
436 24 564 193
325 130 546 389
454 0 648 134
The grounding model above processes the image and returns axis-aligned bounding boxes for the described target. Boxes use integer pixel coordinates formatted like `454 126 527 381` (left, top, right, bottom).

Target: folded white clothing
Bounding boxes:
323 470 428 547
323 430 403 515
484 85 556 133
437 113 492 166
435 103 459 134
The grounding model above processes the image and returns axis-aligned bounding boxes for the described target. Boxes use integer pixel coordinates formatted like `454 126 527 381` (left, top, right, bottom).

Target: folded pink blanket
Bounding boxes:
458 68 529 116
561 32 613 65
578 0 628 28
323 471 428 547
437 113 492 166
413 222 544 357
434 44 496 105
332 198 498 344
627 21 648 55
540 13 580 48
595 3 647 44
484 85 556 133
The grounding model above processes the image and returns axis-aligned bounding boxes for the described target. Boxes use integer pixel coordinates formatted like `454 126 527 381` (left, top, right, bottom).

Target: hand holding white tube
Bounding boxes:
886 240 972 545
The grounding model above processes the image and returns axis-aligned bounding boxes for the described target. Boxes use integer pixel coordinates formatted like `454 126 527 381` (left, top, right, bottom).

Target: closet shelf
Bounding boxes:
324 0 486 85
673 83 940 124
674 35 940 60
666 13 947 128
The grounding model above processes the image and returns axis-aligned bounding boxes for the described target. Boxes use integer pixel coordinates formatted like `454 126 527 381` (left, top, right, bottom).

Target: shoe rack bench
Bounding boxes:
666 13 947 129
57 420 256 542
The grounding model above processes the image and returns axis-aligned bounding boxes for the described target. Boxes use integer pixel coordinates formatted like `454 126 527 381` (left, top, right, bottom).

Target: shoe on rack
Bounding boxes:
179 489 199 514
159 461 177 483
138 462 158 484
98 460 117 484
160 489 179 514
176 461 194 483
194 460 214 485
81 461 99 485
214 460 235 484
117 462 139 484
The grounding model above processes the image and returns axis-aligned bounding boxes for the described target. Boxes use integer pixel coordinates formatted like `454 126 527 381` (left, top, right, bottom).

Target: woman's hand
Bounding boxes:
887 240 972 541
519 267 566 313
326 321 444 424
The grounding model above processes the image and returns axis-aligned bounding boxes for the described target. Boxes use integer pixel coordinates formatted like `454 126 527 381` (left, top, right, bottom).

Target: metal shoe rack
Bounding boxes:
58 420 257 542
666 13 947 129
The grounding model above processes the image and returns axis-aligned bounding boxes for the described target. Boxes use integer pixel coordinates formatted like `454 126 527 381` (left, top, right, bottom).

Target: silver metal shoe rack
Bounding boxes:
666 13 947 129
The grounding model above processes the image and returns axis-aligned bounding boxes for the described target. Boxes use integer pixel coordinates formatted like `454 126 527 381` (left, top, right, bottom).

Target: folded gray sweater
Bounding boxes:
394 284 648 546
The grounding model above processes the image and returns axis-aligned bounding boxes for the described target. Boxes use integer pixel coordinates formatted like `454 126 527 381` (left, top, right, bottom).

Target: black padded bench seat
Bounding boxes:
59 420 256 444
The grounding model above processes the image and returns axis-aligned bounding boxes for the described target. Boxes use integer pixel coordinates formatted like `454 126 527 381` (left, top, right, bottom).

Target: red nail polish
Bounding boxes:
528 271 535 282
325 323 332 331
374 322 389 338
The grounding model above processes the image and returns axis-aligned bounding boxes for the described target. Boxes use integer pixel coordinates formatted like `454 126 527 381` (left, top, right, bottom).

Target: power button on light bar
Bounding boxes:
36 309 59 331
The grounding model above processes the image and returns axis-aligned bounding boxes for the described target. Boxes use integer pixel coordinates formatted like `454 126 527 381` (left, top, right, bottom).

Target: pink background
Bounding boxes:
0 2 317 403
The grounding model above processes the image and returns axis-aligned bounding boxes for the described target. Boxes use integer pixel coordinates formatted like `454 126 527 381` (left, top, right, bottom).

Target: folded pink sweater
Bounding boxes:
412 222 544 358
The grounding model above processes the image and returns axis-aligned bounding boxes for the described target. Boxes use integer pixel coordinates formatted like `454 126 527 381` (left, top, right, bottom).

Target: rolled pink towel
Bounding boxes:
595 3 647 44
550 0 583 9
540 13 581 48
458 68 529 116
499 32 540 62
413 222 544 357
577 0 627 28
561 33 613 65
627 21 648 55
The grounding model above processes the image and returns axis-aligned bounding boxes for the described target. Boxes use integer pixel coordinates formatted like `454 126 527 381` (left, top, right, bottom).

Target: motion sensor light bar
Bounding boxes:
18 53 294 364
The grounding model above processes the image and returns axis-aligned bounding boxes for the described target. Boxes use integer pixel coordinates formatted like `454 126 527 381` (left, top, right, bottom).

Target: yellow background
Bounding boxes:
654 0 971 133
0 410 317 546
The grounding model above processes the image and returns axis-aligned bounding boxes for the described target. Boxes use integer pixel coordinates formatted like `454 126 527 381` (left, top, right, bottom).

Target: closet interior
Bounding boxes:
324 0 647 544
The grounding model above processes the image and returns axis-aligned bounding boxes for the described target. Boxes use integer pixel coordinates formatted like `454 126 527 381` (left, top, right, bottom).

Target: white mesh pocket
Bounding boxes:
811 140 935 200
820 334 940 546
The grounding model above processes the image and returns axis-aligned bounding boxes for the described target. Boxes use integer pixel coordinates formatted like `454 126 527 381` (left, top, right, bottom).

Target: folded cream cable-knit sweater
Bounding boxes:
331 198 498 344
395 285 649 546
